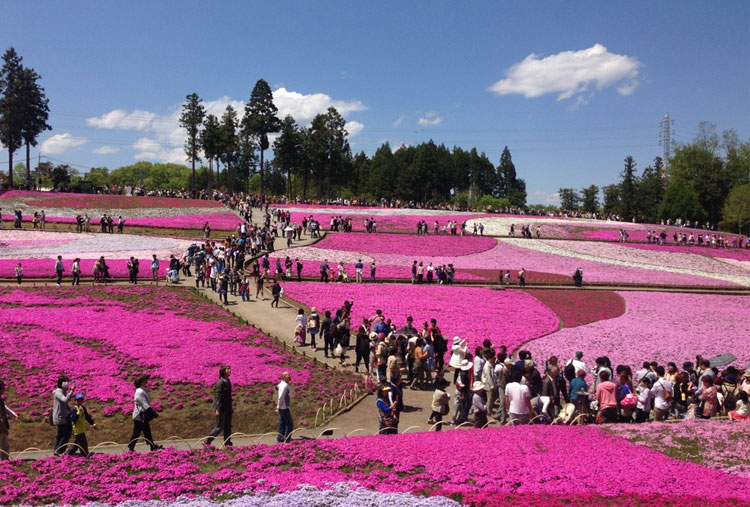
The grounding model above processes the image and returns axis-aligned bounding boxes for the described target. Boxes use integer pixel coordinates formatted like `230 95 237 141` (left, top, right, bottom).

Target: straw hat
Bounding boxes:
743 368 750 378
452 336 461 345
472 381 484 392
460 359 472 371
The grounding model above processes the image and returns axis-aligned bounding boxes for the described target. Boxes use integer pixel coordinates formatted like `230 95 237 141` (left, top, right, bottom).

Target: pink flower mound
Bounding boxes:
1 426 748 504
268 258 485 281
608 420 750 478
0 287 313 414
621 242 750 262
0 258 168 279
2 190 224 209
281 283 560 352
290 212 489 233
313 232 497 257
525 291 750 370
126 213 242 230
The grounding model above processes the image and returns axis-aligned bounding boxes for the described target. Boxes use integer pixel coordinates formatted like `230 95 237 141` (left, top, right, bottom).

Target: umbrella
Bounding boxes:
708 353 736 368
284 226 294 232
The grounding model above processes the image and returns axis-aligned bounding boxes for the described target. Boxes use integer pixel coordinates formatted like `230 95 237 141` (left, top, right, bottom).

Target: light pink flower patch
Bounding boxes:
524 291 750 370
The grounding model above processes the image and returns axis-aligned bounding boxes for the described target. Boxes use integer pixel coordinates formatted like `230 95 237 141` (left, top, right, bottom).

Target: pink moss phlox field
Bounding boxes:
1 426 749 505
524 291 750 370
0 287 314 415
268 258 486 281
1 190 224 209
281 283 560 353
540 239 748 276
290 212 490 233
608 420 750 478
312 232 497 257
3 212 242 231
620 241 750 262
0 258 170 279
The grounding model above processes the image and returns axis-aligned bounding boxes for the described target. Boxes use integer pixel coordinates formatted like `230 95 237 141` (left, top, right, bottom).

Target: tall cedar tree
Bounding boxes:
200 114 221 191
618 156 638 221
19 67 51 187
306 107 350 198
0 47 25 187
273 115 303 197
220 105 239 193
179 93 205 194
243 79 280 195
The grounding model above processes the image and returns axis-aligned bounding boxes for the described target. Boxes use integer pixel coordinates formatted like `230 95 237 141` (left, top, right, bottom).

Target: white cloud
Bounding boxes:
346 121 364 138
89 88 365 163
41 133 87 154
132 137 184 164
489 44 640 101
392 115 405 127
273 87 366 123
529 189 560 206
86 109 157 130
93 145 119 155
417 111 443 126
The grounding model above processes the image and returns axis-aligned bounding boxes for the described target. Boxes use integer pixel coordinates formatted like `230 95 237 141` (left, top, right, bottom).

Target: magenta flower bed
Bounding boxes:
524 291 750 370
312 232 497 257
281 282 560 353
0 258 169 279
291 212 490 233
268 258 486 281
0 287 329 416
2 190 224 209
1 425 748 505
3 212 241 231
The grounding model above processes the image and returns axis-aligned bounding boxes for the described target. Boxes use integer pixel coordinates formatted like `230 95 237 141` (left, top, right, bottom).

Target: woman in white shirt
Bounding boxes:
127 374 162 452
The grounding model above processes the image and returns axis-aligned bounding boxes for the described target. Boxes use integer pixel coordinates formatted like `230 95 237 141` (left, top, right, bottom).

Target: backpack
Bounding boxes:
564 360 576 382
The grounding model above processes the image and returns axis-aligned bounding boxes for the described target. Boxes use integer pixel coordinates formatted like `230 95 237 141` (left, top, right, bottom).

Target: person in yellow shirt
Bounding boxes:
68 394 97 457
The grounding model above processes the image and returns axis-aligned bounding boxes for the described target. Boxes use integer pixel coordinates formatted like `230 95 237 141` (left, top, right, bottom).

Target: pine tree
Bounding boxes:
0 47 25 187
179 92 205 194
242 79 280 195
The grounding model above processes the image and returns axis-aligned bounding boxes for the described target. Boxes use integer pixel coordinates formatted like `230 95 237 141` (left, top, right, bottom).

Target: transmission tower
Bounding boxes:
659 114 674 177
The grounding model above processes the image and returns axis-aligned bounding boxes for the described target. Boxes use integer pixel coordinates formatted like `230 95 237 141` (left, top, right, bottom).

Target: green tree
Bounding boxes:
658 179 706 223
366 142 397 200
51 164 72 190
722 183 750 234
496 146 527 206
602 184 620 215
219 105 239 193
0 47 25 187
199 114 221 192
273 115 303 197
179 92 205 193
84 167 109 187
306 107 350 198
558 188 580 210
618 155 638 221
636 157 665 223
19 66 50 187
580 184 600 214
242 79 280 195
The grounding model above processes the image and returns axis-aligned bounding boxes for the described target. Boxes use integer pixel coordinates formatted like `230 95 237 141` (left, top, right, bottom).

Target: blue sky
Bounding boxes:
1 1 748 204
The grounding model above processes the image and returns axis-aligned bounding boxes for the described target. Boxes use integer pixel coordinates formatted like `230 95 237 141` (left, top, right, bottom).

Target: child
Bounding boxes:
68 394 97 456
14 263 22 286
729 391 750 421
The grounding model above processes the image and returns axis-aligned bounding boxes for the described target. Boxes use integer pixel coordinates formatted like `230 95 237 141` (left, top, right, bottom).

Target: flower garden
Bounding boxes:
2 194 750 506
0 286 362 449
0 191 241 231
2 425 749 505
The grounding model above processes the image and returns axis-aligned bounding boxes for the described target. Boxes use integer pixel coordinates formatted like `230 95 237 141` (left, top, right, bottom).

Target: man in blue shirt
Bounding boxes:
568 369 589 424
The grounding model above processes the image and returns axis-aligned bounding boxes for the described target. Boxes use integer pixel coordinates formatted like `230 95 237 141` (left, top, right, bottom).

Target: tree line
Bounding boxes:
177 82 528 207
0 47 51 188
558 122 750 233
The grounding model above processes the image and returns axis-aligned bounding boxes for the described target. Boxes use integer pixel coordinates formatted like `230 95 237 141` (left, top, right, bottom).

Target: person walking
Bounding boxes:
14 263 22 286
54 256 64 287
271 280 282 307
52 376 75 455
68 394 97 457
71 258 81 286
150 255 160 283
276 372 293 443
0 380 19 460
307 307 320 350
127 374 163 452
204 366 233 447
518 268 526 287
